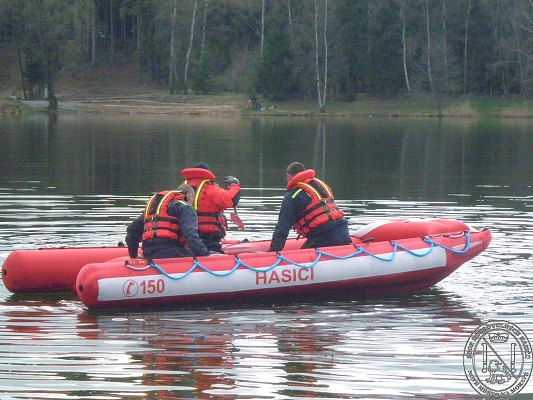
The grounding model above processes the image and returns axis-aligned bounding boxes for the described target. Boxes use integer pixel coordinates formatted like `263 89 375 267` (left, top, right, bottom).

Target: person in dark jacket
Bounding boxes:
126 184 209 260
269 162 351 252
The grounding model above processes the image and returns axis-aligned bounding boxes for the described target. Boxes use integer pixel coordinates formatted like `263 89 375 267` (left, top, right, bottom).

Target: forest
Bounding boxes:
0 0 532 111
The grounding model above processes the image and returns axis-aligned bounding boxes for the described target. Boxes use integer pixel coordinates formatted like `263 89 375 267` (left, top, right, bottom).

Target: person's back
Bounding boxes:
181 162 240 253
269 162 350 252
126 186 209 260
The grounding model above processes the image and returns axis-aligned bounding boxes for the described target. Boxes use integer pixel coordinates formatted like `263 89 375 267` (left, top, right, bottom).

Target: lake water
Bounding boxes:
0 113 531 399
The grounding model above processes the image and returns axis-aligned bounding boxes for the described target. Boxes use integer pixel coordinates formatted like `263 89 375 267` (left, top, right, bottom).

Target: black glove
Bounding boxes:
224 176 240 185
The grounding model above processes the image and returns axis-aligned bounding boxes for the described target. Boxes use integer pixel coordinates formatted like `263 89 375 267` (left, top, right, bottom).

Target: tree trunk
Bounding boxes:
137 14 142 85
400 0 411 95
288 0 293 46
91 0 97 67
16 44 28 100
184 0 198 95
463 0 471 94
314 0 328 112
47 79 58 111
314 0 323 111
260 0 265 62
168 0 178 94
513 22 527 95
490 2 507 95
45 59 58 111
426 0 434 94
322 0 328 111
442 0 448 95
200 0 209 61
110 0 115 63
121 1 127 50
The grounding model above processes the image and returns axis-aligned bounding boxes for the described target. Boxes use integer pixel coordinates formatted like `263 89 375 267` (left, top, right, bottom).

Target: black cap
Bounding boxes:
194 162 211 171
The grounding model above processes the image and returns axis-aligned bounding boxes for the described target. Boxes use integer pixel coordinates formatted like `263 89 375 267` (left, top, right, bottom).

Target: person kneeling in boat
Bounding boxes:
269 162 351 252
126 184 209 259
181 162 241 254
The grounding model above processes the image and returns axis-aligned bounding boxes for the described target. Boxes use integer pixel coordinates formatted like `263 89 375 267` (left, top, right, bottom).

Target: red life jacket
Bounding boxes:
141 190 187 243
287 169 345 237
181 168 228 235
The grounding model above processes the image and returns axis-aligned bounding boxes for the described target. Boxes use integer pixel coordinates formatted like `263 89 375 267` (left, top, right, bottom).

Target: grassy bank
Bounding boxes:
254 95 533 118
1 93 532 118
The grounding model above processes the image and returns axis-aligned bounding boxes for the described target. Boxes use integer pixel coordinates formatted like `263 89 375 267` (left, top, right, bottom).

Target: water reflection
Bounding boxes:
1 114 531 200
0 114 531 398
312 118 326 176
11 290 472 399
0 286 488 398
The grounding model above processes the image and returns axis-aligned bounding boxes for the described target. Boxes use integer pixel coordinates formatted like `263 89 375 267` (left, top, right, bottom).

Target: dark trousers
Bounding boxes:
302 219 351 249
199 233 224 253
142 239 193 260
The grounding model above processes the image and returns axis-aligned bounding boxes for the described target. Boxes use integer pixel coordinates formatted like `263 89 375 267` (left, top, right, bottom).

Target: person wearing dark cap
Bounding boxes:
269 161 351 252
125 184 209 260
181 163 241 253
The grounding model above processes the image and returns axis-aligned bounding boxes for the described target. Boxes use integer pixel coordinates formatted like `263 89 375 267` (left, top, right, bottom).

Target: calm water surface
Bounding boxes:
0 114 531 399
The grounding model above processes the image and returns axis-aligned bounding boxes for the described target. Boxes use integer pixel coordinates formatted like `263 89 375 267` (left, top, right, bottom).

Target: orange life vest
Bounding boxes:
141 190 187 243
181 168 228 235
287 170 344 237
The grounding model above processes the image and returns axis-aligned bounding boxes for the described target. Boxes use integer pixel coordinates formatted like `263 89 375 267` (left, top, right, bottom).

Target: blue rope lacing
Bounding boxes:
130 231 472 281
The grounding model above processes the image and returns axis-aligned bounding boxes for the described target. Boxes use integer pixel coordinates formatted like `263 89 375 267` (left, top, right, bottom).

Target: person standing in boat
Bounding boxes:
180 162 241 253
126 184 209 260
269 162 351 252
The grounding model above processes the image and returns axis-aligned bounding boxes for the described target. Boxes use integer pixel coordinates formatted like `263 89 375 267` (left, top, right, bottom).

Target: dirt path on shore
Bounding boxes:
22 95 241 116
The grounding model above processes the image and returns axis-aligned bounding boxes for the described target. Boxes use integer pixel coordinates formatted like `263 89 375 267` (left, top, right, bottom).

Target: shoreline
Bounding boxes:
1 94 532 119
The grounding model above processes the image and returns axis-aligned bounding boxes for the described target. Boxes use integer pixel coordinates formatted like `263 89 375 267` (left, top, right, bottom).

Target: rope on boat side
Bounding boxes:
423 231 471 254
130 231 472 280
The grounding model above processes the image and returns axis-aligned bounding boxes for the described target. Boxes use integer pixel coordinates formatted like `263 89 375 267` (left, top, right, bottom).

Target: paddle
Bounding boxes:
230 207 245 230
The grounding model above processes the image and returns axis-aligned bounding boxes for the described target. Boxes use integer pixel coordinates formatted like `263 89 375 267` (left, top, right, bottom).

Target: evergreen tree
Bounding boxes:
257 16 294 101
335 0 370 100
465 1 496 94
366 1 404 95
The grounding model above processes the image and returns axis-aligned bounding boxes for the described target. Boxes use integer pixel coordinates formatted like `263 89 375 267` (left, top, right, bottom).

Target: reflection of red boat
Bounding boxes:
2 218 491 309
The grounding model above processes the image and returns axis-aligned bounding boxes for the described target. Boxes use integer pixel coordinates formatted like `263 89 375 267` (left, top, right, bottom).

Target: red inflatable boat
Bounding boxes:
2 218 491 309
2 246 130 293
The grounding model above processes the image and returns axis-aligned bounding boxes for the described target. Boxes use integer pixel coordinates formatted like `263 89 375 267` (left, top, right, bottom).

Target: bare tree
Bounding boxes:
400 0 411 95
91 0 97 67
110 0 115 63
246 0 266 61
184 0 198 94
426 0 434 93
168 0 179 94
261 0 265 61
314 0 328 112
137 13 142 84
200 0 210 61
512 0 532 95
463 0 471 94
442 0 448 94
287 0 293 45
